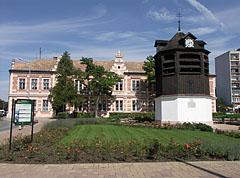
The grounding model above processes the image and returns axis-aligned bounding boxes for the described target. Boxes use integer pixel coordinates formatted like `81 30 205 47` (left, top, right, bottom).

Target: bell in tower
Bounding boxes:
154 29 213 124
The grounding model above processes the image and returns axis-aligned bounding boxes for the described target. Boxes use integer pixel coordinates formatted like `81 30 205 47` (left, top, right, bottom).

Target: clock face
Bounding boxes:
185 39 194 48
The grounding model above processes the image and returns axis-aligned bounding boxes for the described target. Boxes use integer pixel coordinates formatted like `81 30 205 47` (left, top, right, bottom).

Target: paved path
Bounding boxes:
0 161 239 178
0 117 54 144
212 124 240 132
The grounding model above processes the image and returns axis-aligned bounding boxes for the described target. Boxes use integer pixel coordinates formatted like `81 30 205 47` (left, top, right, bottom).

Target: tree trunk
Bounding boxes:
95 95 99 118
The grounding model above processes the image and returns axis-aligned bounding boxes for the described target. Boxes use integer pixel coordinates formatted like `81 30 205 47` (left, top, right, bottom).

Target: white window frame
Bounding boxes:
132 100 140 112
74 80 82 91
115 80 123 91
19 78 26 90
98 100 107 112
31 79 38 90
132 80 140 91
43 78 50 90
115 100 123 112
42 100 48 111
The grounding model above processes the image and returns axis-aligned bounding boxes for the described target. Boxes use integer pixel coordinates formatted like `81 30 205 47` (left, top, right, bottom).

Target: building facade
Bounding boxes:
215 49 240 109
8 51 216 118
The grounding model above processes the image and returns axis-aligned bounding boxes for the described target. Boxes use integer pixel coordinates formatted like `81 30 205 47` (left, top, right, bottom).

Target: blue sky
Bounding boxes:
0 0 240 101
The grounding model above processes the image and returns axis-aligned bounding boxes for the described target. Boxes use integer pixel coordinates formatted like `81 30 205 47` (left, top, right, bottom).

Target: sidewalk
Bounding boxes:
212 124 240 132
0 117 53 144
0 161 239 178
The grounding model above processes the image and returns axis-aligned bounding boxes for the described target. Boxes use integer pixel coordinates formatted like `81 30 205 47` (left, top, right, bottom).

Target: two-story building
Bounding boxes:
8 51 216 118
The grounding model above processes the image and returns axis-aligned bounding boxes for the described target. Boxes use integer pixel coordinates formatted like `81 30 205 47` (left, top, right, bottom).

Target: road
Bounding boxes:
0 117 17 132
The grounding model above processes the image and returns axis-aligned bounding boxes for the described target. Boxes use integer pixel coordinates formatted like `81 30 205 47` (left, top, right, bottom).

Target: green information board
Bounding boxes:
14 99 33 125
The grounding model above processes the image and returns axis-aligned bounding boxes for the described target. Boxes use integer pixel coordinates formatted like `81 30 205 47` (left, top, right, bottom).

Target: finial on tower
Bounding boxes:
115 50 123 62
177 12 182 32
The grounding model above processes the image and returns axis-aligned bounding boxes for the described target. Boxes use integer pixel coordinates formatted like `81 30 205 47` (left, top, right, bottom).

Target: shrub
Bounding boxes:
194 123 213 132
201 141 240 161
225 121 240 126
81 112 95 118
225 131 240 139
56 112 68 119
109 112 155 122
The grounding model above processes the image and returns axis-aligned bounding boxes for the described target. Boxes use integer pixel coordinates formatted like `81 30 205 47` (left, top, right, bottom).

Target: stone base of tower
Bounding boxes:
155 95 213 125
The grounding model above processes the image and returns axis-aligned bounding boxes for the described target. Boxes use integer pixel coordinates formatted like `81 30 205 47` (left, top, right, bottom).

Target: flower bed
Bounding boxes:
117 121 213 132
1 125 240 163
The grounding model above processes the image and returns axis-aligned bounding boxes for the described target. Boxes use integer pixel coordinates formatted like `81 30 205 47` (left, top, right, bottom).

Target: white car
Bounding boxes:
0 110 5 117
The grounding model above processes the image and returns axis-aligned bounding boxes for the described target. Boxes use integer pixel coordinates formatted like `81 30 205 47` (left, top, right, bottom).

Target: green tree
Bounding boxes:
0 99 8 111
49 51 82 113
216 98 226 113
77 57 121 117
142 55 155 89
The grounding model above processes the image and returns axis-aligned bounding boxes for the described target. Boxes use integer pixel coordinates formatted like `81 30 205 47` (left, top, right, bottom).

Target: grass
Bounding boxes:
59 125 239 145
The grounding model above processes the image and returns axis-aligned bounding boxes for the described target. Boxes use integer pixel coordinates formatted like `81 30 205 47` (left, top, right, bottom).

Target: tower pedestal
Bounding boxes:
155 95 213 125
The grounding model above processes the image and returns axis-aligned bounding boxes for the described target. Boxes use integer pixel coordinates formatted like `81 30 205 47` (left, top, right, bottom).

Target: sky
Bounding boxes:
0 0 240 101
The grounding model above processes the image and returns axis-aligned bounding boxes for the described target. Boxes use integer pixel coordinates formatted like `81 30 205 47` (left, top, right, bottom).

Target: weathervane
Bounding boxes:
176 12 182 32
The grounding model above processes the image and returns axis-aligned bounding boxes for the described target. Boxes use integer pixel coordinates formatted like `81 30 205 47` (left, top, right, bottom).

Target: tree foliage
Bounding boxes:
142 55 155 88
49 51 82 113
0 99 8 111
216 98 226 113
76 57 121 117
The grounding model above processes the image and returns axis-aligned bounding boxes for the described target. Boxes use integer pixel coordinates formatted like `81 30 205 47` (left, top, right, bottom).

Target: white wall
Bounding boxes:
215 51 232 105
155 95 212 124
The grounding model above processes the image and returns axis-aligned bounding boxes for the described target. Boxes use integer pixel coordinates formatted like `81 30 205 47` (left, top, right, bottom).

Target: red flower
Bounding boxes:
75 149 80 153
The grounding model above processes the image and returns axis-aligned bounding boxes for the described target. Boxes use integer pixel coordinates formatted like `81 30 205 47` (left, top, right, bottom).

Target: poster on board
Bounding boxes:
14 99 32 125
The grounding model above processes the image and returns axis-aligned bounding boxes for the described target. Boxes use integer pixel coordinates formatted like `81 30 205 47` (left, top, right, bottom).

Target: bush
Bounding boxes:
225 121 240 126
201 141 240 161
225 131 240 139
81 112 95 118
194 123 213 132
56 112 68 119
109 112 155 122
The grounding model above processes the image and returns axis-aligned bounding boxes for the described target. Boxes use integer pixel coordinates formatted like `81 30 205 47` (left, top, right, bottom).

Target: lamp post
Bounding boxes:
18 58 31 98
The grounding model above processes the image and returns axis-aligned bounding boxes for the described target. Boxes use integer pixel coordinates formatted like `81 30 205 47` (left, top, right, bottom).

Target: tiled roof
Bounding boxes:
14 59 57 71
13 59 145 72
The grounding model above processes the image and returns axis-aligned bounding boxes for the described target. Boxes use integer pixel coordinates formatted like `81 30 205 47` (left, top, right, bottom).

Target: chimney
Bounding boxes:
11 59 15 69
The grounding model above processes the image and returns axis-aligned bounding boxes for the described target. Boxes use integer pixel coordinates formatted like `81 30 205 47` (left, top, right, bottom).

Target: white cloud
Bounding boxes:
207 36 234 49
185 0 224 28
142 0 150 3
147 8 175 22
216 6 240 34
188 27 217 36
94 31 156 42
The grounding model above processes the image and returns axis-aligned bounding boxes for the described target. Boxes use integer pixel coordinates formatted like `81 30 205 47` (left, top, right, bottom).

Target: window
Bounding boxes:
115 80 123 91
132 80 140 91
115 100 123 112
132 100 140 112
42 100 48 111
74 80 82 91
31 79 38 90
98 100 107 111
19 78 25 90
43 79 49 90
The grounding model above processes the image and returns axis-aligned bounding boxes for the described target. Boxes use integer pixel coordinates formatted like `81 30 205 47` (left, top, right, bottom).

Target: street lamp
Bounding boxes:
18 58 31 98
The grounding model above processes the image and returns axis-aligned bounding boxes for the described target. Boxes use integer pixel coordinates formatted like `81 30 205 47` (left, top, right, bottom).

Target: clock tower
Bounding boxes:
154 30 212 124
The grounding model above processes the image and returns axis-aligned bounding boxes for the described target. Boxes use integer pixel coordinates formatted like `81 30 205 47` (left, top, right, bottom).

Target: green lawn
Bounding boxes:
59 125 239 145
